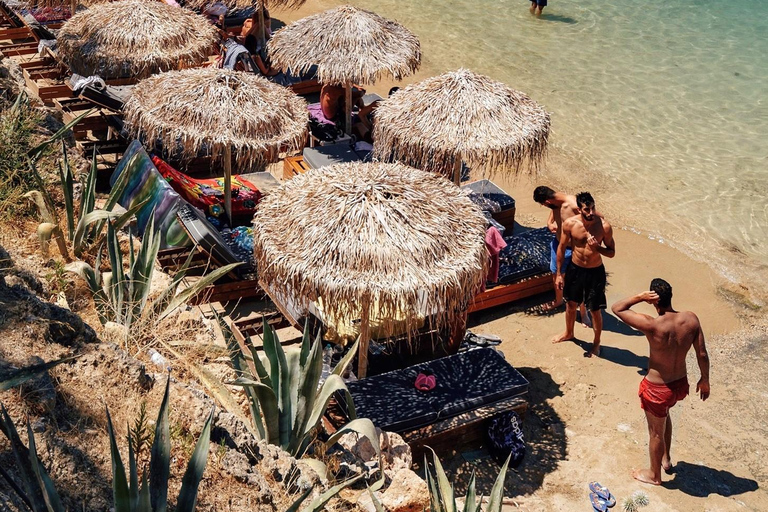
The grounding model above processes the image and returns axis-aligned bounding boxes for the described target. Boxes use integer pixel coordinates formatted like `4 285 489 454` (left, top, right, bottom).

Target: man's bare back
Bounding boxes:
612 282 710 486
548 194 580 239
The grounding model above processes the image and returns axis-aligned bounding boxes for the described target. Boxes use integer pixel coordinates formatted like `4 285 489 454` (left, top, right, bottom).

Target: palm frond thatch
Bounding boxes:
253 162 487 336
182 0 306 12
267 4 421 85
57 0 217 80
372 68 551 177
123 67 308 168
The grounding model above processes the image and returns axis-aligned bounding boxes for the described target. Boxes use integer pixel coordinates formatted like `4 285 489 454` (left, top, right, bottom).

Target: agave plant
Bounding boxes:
0 356 77 392
0 404 65 512
106 377 213 512
225 318 373 457
67 214 239 329
424 448 510 512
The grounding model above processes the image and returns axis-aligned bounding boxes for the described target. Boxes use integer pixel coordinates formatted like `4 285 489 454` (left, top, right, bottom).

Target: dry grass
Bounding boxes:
57 0 217 80
267 5 421 85
123 67 308 169
252 161 488 337
372 68 551 178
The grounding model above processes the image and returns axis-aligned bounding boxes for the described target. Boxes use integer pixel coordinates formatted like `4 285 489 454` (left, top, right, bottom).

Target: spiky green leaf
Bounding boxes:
106 409 130 512
149 378 171 512
0 356 76 391
176 407 214 512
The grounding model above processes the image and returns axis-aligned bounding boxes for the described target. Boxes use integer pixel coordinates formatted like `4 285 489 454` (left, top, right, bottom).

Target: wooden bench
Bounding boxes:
283 155 311 180
402 395 528 463
469 272 553 313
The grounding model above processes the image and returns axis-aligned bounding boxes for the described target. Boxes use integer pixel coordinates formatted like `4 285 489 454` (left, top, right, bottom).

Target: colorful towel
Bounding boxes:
110 141 190 248
151 156 263 220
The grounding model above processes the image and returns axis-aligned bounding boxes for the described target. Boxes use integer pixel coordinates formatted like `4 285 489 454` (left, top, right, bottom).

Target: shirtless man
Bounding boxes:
551 192 615 356
533 186 590 325
320 84 376 141
611 279 710 485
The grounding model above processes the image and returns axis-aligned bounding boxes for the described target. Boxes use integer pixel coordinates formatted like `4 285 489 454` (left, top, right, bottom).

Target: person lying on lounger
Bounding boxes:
320 84 380 142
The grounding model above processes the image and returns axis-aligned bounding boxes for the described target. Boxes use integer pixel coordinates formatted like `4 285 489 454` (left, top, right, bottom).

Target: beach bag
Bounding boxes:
486 411 526 468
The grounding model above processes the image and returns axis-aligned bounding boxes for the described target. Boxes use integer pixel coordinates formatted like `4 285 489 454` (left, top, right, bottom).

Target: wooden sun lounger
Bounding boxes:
468 272 554 313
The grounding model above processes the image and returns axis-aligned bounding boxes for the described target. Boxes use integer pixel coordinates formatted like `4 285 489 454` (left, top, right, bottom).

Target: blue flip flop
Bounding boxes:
589 492 608 512
588 482 611 501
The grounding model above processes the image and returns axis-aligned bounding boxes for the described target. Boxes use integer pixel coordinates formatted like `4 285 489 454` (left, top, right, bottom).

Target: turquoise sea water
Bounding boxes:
353 0 768 294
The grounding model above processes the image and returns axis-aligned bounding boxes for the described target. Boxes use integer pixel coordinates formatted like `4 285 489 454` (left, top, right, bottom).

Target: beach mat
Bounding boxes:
337 348 529 433
497 227 554 284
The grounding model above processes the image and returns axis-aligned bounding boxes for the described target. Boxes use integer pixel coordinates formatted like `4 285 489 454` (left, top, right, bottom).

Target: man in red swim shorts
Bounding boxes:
612 279 710 485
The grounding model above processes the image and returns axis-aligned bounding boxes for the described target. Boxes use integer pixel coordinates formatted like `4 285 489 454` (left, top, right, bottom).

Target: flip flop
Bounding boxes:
589 492 608 512
604 494 616 508
588 482 611 501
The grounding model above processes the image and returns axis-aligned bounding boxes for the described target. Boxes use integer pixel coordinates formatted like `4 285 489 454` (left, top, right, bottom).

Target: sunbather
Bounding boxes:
320 84 379 142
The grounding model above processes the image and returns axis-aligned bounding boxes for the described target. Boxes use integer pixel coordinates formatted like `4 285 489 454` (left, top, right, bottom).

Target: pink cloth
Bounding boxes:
485 227 507 284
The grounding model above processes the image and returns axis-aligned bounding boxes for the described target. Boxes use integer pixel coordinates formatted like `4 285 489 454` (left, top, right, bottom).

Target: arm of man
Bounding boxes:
596 221 616 258
610 292 657 333
692 315 710 400
547 210 557 234
555 222 571 290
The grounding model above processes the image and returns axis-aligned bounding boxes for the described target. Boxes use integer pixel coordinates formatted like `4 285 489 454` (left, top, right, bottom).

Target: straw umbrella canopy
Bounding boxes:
373 68 551 184
57 0 217 80
253 161 487 377
123 67 308 220
267 5 421 133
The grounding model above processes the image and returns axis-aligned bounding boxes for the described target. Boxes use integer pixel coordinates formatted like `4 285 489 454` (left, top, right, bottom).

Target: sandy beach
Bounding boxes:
269 3 768 510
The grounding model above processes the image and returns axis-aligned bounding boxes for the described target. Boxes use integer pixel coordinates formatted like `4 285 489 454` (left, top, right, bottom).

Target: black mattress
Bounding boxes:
497 227 554 284
337 348 529 433
462 179 516 213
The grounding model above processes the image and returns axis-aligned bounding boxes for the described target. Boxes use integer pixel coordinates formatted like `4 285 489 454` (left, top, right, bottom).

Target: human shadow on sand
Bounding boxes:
663 461 759 497
539 13 578 24
571 338 648 374
440 367 567 497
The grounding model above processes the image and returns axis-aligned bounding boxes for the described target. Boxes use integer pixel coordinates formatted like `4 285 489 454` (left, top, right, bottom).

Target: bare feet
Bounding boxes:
579 309 593 328
551 331 574 343
584 344 601 358
541 301 565 313
632 468 661 485
662 458 674 474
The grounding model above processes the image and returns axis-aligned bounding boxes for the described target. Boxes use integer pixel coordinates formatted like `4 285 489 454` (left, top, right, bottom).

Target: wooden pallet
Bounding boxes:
283 155 311 180
0 25 30 41
54 98 110 140
0 39 37 57
402 395 528 463
22 58 71 105
469 272 553 313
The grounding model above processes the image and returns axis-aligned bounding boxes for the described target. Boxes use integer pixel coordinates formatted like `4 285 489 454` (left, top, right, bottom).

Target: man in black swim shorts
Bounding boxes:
552 192 616 357
529 0 547 16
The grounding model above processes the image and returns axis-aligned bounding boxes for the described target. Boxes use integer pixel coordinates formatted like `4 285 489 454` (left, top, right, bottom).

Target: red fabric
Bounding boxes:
415 373 436 391
638 376 689 418
485 227 507 284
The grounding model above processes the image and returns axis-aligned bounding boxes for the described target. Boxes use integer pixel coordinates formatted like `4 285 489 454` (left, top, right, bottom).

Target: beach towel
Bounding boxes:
110 141 190 249
150 156 263 220
486 226 507 283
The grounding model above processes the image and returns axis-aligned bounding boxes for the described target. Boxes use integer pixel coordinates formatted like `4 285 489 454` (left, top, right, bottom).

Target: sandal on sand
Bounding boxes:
589 492 609 512
588 482 612 501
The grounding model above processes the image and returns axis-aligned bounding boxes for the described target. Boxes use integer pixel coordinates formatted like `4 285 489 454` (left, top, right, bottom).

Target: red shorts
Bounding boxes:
638 376 689 418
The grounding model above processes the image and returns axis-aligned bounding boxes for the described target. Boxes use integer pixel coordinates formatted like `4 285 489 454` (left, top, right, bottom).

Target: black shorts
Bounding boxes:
563 263 606 311
530 0 547 6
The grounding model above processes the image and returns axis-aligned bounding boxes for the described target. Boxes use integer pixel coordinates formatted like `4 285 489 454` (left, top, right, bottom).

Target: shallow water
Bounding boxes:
349 0 768 298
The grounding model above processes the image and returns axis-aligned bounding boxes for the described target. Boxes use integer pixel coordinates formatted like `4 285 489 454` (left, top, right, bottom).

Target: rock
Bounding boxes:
23 356 57 411
378 469 429 512
147 267 174 303
220 450 274 504
102 322 128 344
338 428 412 479
4 274 29 291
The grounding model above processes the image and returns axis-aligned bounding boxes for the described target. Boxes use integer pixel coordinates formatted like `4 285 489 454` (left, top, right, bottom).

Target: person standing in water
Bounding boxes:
611 279 710 485
551 192 616 357
529 0 547 16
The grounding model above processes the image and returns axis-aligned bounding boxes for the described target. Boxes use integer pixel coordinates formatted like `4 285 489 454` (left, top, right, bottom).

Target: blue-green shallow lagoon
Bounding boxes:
354 0 768 295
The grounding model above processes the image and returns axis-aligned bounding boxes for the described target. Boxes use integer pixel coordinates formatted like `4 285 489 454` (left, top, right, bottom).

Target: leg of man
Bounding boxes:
530 1 536 14
537 5 544 15
552 300 577 343
586 309 602 357
662 415 673 472
633 410 666 485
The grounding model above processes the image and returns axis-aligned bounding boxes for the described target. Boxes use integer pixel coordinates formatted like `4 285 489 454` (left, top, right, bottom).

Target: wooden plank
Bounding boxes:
283 155 310 180
402 396 528 463
468 273 553 313
227 317 258 376
188 278 263 306
0 26 30 40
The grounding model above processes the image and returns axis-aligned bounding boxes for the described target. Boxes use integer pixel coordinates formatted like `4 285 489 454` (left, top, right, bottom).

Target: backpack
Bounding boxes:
486 411 526 468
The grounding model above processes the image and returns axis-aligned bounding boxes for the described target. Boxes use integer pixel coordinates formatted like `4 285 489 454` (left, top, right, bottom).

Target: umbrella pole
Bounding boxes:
357 300 370 379
345 82 353 135
257 5 267 60
224 146 233 224
453 155 462 186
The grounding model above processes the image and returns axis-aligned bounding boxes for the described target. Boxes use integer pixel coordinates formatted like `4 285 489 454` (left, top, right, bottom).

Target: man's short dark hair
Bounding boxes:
575 192 595 209
388 87 400 96
650 278 673 308
533 186 555 204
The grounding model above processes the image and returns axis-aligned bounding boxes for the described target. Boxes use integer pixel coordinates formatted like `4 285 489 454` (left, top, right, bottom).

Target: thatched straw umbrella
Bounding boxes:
123 67 308 220
253 161 487 377
373 68 551 184
57 0 217 80
268 5 421 134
